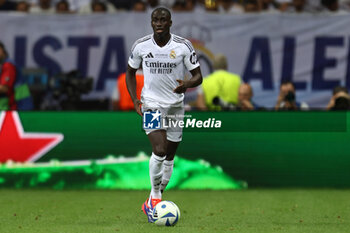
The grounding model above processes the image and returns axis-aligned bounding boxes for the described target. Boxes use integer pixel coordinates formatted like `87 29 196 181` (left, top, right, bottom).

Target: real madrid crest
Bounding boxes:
170 50 176 59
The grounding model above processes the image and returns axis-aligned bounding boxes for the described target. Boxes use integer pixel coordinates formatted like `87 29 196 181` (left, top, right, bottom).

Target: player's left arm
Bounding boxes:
174 43 203 94
174 67 202 94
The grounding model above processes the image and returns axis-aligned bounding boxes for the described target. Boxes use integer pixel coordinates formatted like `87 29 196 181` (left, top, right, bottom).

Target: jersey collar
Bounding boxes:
152 33 173 48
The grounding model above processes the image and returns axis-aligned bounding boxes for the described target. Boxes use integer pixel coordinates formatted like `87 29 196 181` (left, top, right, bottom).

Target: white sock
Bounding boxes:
160 159 174 193
149 152 165 200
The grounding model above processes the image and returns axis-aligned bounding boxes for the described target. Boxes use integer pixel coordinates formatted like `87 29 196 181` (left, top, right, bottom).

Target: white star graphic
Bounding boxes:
150 110 162 122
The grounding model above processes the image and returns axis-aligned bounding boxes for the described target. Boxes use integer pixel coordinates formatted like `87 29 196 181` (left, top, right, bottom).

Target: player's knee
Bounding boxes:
153 145 167 157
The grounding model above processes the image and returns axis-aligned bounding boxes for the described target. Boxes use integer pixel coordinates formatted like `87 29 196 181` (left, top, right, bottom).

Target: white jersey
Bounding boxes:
128 34 200 107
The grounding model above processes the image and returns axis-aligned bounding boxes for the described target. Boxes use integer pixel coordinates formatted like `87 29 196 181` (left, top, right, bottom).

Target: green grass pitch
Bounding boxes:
0 189 349 233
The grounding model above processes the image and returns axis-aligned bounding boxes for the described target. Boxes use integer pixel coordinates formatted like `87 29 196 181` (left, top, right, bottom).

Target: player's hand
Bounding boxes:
275 92 285 110
327 96 336 110
133 99 142 116
277 92 285 104
173 79 188 94
241 100 254 110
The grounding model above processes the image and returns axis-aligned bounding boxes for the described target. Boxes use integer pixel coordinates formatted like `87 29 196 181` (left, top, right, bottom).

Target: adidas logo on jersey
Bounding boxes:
145 53 154 58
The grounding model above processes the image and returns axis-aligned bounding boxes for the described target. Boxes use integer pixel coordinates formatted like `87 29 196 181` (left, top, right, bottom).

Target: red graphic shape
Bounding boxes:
0 111 64 162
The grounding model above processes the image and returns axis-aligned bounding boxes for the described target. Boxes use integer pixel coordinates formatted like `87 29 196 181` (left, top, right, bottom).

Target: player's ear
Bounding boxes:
169 20 172 27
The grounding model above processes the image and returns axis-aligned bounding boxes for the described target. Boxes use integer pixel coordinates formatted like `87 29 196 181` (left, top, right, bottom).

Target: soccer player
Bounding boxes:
126 7 203 222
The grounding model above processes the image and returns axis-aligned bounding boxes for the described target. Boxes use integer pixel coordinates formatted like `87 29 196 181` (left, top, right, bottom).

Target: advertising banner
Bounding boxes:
1 13 350 107
1 111 349 187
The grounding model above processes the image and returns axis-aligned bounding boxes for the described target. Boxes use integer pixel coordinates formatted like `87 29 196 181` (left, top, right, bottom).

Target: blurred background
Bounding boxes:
1 0 350 190
1 0 350 111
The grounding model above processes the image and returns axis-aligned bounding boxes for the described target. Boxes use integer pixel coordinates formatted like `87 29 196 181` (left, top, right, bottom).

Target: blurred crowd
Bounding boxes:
111 54 350 112
191 54 350 111
199 54 350 111
1 1 350 111
0 0 350 14
2 39 350 111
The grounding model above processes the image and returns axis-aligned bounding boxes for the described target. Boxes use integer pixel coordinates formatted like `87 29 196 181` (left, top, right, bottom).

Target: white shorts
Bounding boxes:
142 101 185 142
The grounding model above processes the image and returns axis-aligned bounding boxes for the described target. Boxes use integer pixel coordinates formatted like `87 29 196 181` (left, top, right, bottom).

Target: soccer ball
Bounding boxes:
152 201 180 226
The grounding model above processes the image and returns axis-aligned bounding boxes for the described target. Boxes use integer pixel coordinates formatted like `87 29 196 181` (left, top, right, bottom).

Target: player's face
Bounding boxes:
280 83 295 97
239 85 252 102
151 10 172 37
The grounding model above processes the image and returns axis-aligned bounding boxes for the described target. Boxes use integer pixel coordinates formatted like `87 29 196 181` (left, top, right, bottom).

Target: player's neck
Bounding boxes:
153 33 171 47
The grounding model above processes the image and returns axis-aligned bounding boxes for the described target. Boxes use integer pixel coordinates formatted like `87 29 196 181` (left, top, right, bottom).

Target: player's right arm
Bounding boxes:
126 42 143 116
126 65 142 116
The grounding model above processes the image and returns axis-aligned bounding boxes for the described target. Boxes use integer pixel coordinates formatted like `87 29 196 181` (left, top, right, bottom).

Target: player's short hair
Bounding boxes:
56 0 69 9
213 54 227 70
280 80 295 90
151 7 171 19
0 41 8 58
244 0 258 6
91 0 107 12
333 86 348 95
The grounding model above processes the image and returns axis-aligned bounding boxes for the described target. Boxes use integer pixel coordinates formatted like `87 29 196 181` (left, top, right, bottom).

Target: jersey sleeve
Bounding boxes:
183 40 200 71
0 63 16 88
128 43 142 69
